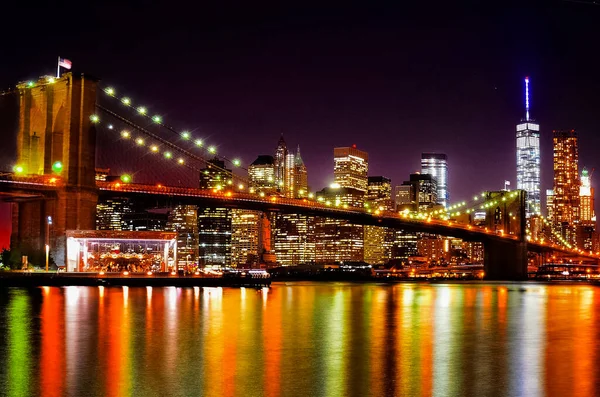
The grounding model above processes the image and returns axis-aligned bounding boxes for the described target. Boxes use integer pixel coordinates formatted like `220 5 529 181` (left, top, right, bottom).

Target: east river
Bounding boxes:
0 282 599 396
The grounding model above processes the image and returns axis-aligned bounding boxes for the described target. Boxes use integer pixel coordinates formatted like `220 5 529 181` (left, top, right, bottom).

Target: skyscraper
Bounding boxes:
294 146 308 197
333 145 369 192
551 129 580 243
284 152 295 198
579 168 595 226
274 135 287 192
197 207 231 267
401 174 438 212
248 155 277 194
421 153 448 207
167 205 199 268
364 176 393 264
230 209 261 266
516 77 541 217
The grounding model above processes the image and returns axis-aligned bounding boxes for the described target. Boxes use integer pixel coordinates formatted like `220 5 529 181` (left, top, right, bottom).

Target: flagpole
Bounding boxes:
57 56 60 78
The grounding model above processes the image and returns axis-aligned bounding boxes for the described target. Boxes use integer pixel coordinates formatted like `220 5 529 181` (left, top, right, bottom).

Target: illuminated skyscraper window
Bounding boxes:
421 153 448 207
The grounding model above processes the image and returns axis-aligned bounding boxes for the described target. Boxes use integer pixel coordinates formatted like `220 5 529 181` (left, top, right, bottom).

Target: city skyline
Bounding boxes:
2 2 600 248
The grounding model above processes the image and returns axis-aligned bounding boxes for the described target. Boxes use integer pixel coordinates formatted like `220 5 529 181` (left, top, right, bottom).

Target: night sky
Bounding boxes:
1 1 600 248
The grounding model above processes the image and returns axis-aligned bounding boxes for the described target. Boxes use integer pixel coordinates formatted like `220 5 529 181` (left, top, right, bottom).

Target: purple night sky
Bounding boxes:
1 1 600 248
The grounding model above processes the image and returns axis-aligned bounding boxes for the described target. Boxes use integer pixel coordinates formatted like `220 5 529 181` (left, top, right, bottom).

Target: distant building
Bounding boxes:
333 145 368 192
546 189 554 220
199 157 232 190
421 153 449 207
551 129 580 244
579 168 595 227
248 155 277 194
367 176 393 211
230 209 261 267
294 146 309 198
364 176 393 264
402 173 438 212
198 207 231 267
274 135 288 192
516 77 541 217
167 205 199 268
96 197 133 230
394 185 412 211
284 152 295 198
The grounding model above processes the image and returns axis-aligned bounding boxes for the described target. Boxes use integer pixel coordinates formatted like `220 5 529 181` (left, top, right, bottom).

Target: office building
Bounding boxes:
274 135 288 191
516 77 541 217
333 145 369 192
167 205 199 268
579 168 595 226
248 155 277 194
273 213 315 265
294 146 309 197
395 185 412 211
401 174 438 212
197 207 231 267
551 129 580 243
230 209 261 267
284 152 295 198
364 176 393 264
421 153 449 207
96 197 133 230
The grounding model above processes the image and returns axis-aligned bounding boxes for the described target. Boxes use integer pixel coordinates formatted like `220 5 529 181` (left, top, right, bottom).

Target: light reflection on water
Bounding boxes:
0 282 599 396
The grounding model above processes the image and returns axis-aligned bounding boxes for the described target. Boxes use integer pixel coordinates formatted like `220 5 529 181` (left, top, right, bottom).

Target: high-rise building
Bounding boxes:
546 189 555 220
401 174 438 212
248 155 277 194
284 152 295 198
333 145 369 192
96 197 133 230
230 209 261 267
273 213 315 265
364 176 393 264
551 129 580 243
516 77 541 217
198 207 231 267
421 153 449 207
167 205 199 268
579 168 595 226
274 135 288 192
294 146 309 198
199 157 232 190
314 186 364 263
394 185 412 211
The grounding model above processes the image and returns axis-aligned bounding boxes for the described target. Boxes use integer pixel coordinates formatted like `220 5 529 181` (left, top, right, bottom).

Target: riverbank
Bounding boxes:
0 272 271 287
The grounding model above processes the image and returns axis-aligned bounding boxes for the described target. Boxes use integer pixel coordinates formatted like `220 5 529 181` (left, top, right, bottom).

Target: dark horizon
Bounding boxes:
2 1 600 247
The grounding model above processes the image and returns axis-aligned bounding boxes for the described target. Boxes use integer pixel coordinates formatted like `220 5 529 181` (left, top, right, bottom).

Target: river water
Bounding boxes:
0 282 598 396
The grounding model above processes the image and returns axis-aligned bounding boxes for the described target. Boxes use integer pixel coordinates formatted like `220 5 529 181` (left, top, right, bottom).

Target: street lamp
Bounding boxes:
45 216 53 272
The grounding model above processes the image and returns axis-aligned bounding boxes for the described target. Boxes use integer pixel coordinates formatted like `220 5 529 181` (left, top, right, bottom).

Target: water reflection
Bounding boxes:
0 283 599 396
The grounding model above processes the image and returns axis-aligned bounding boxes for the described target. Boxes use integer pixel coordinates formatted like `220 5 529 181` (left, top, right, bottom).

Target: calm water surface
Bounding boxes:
0 282 598 396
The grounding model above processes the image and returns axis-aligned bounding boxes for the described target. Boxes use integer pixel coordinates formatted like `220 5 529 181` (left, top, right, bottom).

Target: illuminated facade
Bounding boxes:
551 129 580 243
199 157 232 190
248 155 277 194
96 197 133 230
364 176 393 264
401 174 438 212
274 135 287 191
417 236 448 264
314 186 364 263
198 207 231 266
230 209 261 266
333 146 369 192
273 213 315 265
284 153 295 198
167 205 199 267
421 153 448 207
579 168 595 226
294 146 308 198
394 185 411 210
516 77 541 217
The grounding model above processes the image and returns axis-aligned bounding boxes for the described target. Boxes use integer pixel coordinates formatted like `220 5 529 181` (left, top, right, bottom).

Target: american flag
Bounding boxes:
58 57 72 69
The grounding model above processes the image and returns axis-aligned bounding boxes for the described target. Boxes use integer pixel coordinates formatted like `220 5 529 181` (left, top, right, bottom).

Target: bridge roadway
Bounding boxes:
1 175 597 278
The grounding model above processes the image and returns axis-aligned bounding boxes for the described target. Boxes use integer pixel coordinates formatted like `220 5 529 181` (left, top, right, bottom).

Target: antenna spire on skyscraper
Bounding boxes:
525 76 530 121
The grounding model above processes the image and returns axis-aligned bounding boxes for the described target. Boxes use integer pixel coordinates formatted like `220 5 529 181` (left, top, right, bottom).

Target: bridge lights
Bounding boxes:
164 152 172 159
178 158 185 164
152 115 162 123
308 193 314 199
181 131 191 140
52 161 63 173
27 81 35 88
105 87 115 96
194 139 203 147
122 97 131 105
238 184 244 190
137 106 147 115
121 130 130 138
135 138 144 146
233 159 241 167
13 165 24 174
150 145 159 152
48 77 55 84
208 146 216 154
90 114 100 123
120 174 132 183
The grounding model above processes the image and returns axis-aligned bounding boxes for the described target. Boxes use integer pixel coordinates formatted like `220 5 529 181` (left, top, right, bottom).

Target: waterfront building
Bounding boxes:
273 213 315 265
417 236 448 264
551 129 580 243
230 209 261 267
197 207 231 267
516 77 541 217
333 145 369 192
421 153 449 207
167 205 199 268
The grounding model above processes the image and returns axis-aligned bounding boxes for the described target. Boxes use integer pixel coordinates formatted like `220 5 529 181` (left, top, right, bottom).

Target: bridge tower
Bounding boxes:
482 189 528 280
11 73 98 266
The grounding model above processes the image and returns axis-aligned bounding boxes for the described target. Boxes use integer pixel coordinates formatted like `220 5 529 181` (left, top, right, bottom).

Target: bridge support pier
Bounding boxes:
483 239 528 280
